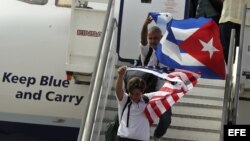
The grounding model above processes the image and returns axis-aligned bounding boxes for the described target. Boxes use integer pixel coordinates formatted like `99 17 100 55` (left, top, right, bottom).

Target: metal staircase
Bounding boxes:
99 70 225 141
75 2 250 141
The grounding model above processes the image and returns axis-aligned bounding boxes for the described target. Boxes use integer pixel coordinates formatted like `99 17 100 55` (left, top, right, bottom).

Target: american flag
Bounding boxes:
126 66 200 124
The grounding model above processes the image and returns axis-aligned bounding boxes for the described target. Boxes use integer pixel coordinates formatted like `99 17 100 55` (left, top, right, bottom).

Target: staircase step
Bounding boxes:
187 87 224 99
198 78 225 87
156 127 220 141
107 93 223 108
100 122 220 141
104 103 223 121
172 106 222 119
178 96 223 107
170 116 221 131
101 69 224 141
100 129 220 141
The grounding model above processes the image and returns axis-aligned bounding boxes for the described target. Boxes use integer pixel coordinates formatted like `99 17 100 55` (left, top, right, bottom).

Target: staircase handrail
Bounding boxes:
76 0 115 140
231 4 248 125
220 29 236 141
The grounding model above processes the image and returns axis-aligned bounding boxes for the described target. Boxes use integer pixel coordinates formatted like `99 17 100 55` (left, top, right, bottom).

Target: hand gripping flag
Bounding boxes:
126 66 201 124
149 13 226 79
148 12 172 33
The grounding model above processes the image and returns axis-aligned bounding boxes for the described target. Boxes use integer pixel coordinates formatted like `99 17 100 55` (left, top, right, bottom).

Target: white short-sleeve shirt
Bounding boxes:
117 93 150 141
140 43 165 67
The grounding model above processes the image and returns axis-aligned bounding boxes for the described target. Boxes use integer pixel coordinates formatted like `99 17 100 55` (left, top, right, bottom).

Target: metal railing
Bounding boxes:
77 0 115 140
220 29 236 141
220 4 249 141
231 4 248 124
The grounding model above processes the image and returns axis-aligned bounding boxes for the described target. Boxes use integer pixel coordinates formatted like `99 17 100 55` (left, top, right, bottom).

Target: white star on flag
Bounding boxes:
199 38 219 59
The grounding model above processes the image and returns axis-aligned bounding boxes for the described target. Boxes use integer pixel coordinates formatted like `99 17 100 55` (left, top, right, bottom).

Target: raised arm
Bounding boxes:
141 15 152 46
116 66 127 101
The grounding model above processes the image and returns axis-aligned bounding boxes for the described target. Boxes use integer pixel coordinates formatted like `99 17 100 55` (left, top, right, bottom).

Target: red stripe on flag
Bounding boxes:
161 97 171 110
150 95 168 101
187 72 199 86
148 100 162 117
142 67 201 123
160 87 173 92
144 106 154 125
171 92 181 102
152 101 162 117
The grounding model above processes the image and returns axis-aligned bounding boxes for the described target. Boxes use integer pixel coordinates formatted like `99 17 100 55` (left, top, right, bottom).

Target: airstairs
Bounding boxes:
72 0 226 141
100 73 225 141
71 1 250 141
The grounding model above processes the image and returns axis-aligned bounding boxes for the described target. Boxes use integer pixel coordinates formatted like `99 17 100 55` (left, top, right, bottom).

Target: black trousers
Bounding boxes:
154 108 172 138
219 21 241 64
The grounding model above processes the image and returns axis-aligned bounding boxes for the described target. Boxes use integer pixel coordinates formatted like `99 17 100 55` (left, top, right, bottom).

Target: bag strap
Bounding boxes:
121 96 131 118
126 102 132 127
122 96 149 127
144 47 153 66
120 96 131 127
142 95 149 103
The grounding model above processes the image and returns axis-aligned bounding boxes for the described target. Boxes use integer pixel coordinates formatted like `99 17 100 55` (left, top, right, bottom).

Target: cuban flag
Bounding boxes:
149 13 226 79
148 12 172 33
126 66 200 124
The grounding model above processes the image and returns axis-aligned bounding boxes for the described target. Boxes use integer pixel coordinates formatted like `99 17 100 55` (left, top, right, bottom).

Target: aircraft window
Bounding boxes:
17 0 48 5
56 0 72 8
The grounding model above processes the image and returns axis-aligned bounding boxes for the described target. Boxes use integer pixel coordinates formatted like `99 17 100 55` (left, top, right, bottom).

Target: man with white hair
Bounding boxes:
140 14 172 141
